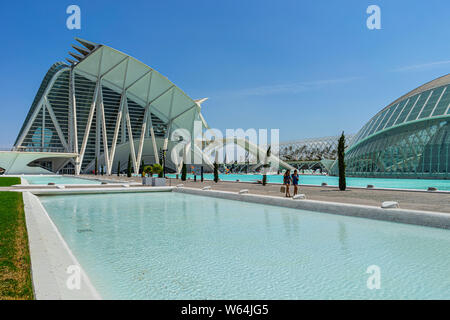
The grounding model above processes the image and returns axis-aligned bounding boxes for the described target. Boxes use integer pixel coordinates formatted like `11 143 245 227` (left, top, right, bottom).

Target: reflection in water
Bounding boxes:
214 201 220 225
338 221 350 258
281 211 300 239
264 209 271 235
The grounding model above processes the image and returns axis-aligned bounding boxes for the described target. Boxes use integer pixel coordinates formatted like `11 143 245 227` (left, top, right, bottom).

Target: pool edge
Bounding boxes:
23 191 101 300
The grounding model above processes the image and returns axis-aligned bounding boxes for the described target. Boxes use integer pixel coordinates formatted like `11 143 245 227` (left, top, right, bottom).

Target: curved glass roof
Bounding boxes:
349 74 450 151
14 62 69 145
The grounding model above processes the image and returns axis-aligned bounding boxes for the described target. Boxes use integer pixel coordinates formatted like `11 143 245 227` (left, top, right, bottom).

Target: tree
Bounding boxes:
94 157 98 175
117 161 120 176
181 162 187 181
213 161 219 183
338 132 346 191
140 160 145 175
262 146 271 186
127 154 132 178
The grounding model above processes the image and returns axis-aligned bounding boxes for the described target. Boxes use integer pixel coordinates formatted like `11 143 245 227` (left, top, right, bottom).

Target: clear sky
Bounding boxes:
0 0 449 147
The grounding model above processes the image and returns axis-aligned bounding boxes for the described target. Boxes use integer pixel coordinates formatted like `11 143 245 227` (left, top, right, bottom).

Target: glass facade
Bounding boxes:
338 76 450 179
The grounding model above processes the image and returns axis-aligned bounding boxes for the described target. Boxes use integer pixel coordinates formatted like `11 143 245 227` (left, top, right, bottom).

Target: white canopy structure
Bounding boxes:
10 38 208 175
3 38 291 175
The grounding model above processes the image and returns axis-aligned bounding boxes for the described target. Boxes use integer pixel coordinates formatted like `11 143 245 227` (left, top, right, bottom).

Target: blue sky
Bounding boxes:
0 0 449 147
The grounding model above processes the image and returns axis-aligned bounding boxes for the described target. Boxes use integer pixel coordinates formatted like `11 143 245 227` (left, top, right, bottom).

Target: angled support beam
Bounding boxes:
170 103 197 122
125 99 138 174
148 113 159 164
163 89 176 152
70 69 78 154
404 95 421 123
108 92 126 174
146 85 175 109
430 87 447 117
15 101 44 148
100 56 129 80
125 70 152 92
77 81 100 174
45 98 70 151
121 106 127 144
95 85 102 160
41 104 46 148
143 71 154 138
98 81 110 174
198 112 209 129
76 49 103 174
136 107 149 173
416 91 434 120
445 101 450 116
15 68 69 148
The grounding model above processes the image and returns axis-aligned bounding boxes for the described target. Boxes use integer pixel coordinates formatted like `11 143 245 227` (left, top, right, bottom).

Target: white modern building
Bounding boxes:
1 38 292 175
1 38 211 175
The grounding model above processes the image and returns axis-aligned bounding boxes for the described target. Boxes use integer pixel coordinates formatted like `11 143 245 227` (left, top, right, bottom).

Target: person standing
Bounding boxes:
283 170 292 197
292 169 299 196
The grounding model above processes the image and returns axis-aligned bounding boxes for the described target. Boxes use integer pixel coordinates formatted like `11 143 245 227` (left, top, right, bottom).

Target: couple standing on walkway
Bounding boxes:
283 169 299 197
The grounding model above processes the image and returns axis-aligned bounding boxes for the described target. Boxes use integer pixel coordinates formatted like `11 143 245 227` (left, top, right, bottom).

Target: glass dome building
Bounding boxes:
337 74 450 179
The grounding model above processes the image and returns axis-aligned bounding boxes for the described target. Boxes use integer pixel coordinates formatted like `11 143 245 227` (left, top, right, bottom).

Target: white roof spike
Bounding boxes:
72 45 90 56
75 37 99 51
66 58 78 65
69 52 84 61
195 98 209 106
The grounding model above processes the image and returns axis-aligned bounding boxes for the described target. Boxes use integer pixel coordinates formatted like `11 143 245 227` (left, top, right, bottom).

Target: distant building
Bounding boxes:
279 135 355 173
332 74 450 179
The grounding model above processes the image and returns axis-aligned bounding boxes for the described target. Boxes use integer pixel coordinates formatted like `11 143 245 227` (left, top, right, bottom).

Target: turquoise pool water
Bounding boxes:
168 173 450 191
40 192 450 299
23 175 100 185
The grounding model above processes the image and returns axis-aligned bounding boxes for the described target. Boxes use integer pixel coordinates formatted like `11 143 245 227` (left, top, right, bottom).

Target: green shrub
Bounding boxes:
152 164 163 177
142 165 152 176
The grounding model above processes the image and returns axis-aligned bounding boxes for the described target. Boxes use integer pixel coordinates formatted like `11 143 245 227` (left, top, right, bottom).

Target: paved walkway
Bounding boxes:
171 179 450 214
2 175 448 213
